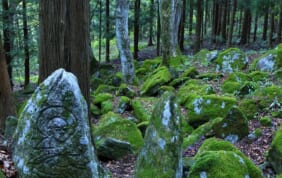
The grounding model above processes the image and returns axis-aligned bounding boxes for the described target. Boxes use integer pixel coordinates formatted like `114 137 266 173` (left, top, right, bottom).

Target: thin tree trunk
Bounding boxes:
277 1 282 43
189 0 193 36
2 0 13 88
23 0 30 87
134 0 140 59
178 0 186 51
105 0 110 62
116 0 135 84
0 39 16 133
268 11 275 48
227 0 236 47
240 8 251 45
98 0 102 62
148 0 154 46
157 1 161 56
253 12 258 42
195 0 202 52
262 7 269 41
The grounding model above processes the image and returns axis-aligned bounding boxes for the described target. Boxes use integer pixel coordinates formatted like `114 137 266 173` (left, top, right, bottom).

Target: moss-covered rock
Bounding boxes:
90 103 100 116
169 77 190 88
186 95 237 127
140 66 172 96
135 92 182 178
158 85 175 95
214 48 248 73
239 98 260 120
268 124 282 174
193 138 263 178
192 49 218 66
116 96 131 114
93 112 144 155
181 67 199 78
248 71 269 82
93 84 117 95
183 117 223 148
132 97 157 122
101 100 114 114
252 85 282 108
196 72 224 80
222 81 242 94
93 93 114 105
177 80 214 105
4 116 17 140
141 57 162 72
212 106 249 143
117 84 136 98
260 116 272 126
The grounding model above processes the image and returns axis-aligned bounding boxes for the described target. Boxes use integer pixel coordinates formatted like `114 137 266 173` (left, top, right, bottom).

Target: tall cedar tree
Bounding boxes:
0 38 16 133
134 0 141 59
195 0 202 52
23 0 30 87
116 0 135 84
39 0 90 104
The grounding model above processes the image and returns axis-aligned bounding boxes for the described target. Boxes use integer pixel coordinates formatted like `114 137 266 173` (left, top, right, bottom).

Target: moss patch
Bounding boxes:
132 97 158 122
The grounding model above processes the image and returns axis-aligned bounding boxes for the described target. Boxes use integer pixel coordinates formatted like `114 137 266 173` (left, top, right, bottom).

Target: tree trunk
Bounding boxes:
39 0 90 104
262 7 269 41
159 0 183 65
23 0 30 87
116 0 135 84
178 0 186 51
194 0 202 52
268 11 275 48
227 0 236 47
0 39 16 133
98 0 102 62
221 0 228 42
148 0 154 46
188 0 193 36
105 0 110 62
240 8 251 45
134 0 140 59
157 0 161 56
253 12 258 42
277 1 282 43
212 0 219 44
2 0 13 88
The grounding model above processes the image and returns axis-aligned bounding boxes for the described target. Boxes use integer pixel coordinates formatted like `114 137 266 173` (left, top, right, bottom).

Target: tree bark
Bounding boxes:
0 39 16 133
178 0 186 51
98 0 102 62
23 0 30 87
262 7 269 41
195 0 202 52
268 11 275 48
116 0 135 84
157 0 161 56
253 12 258 42
240 8 251 45
148 0 154 46
134 0 141 59
277 1 282 43
227 0 237 47
39 0 90 104
159 0 183 65
105 0 110 62
188 0 193 36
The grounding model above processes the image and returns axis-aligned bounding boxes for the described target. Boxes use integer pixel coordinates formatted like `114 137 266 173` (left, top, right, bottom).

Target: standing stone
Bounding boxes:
12 69 110 178
135 92 183 178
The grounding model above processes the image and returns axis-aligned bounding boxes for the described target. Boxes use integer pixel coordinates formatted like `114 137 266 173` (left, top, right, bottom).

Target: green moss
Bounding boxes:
169 77 190 87
214 48 248 73
222 81 242 94
239 99 260 120
132 97 157 122
140 66 172 96
111 72 123 86
248 71 269 82
192 49 218 66
268 124 282 174
93 93 114 104
168 55 186 68
158 85 175 95
183 117 223 148
196 72 224 80
212 106 249 142
188 151 250 178
116 96 130 114
186 95 237 127
141 57 162 72
177 80 214 105
90 103 100 116
195 138 263 178
260 116 272 126
93 84 117 95
253 85 282 108
181 67 199 78
101 100 114 114
117 84 136 98
94 119 143 154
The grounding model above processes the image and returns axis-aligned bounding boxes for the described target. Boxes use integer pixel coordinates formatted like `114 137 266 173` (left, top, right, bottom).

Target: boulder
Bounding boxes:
189 138 263 178
212 106 249 143
268 124 282 174
239 98 260 120
140 66 172 96
93 112 144 158
214 48 248 73
186 94 237 127
116 96 131 114
12 68 110 178
132 97 157 122
135 92 183 178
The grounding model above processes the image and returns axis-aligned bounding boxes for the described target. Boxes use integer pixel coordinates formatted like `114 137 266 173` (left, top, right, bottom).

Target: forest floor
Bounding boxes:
1 44 281 178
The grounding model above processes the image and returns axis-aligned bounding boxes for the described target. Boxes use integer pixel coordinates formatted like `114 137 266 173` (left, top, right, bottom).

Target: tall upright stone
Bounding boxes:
12 69 110 178
135 92 183 178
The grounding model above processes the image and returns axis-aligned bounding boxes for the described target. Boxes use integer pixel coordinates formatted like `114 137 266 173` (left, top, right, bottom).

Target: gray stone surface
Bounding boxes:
12 69 110 178
135 92 183 178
